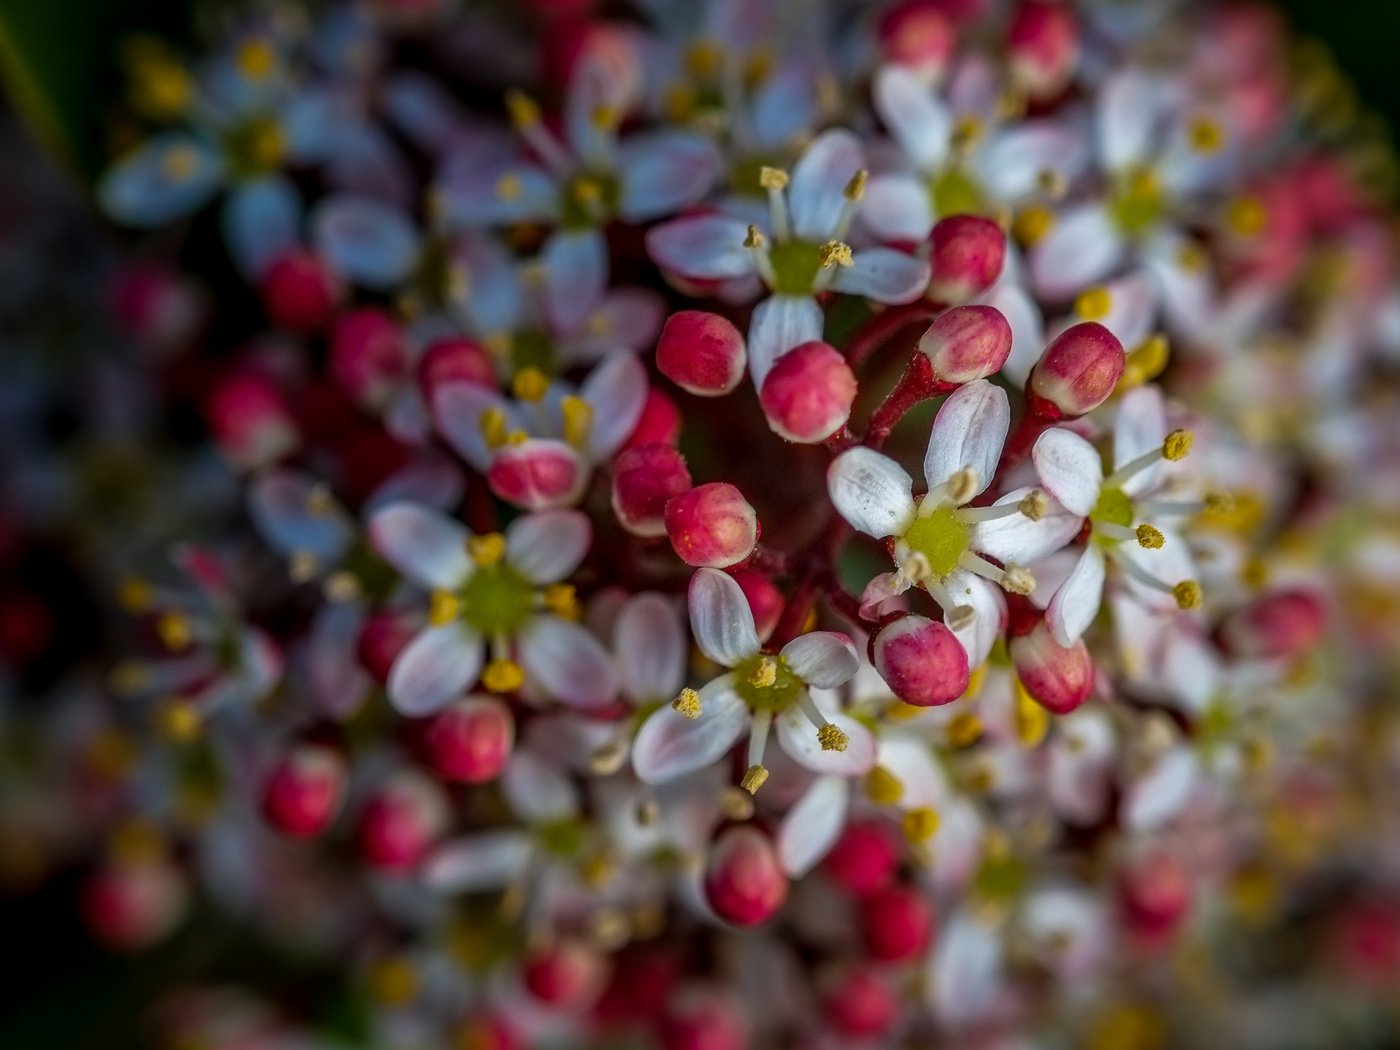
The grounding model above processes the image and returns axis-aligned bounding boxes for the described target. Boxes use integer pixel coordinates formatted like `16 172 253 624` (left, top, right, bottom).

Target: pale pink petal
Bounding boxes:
780 631 860 689
1032 427 1103 516
615 592 686 704
923 379 1009 496
861 571 912 618
518 615 619 709
432 382 513 472
777 776 850 877
1112 384 1166 495
1030 203 1127 301
971 487 1084 564
645 214 754 280
580 352 648 460
861 173 933 242
423 831 533 891
832 248 930 304
632 676 749 784
369 502 474 590
505 510 591 584
688 568 760 667
827 447 916 538
1121 746 1199 832
873 66 950 172
501 748 580 822
943 569 1005 667
1047 546 1106 646
387 623 484 716
788 128 865 241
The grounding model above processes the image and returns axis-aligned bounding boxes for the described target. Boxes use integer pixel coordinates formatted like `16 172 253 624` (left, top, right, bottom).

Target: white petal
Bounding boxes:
615 593 686 704
431 382 512 472
305 602 371 718
518 616 619 709
748 294 824 385
505 510 591 584
1122 746 1199 832
924 380 1009 496
788 128 865 241
983 280 1044 388
1089 271 1157 350
943 569 1005 667
832 248 930 304
224 176 301 278
543 228 607 335
311 194 420 290
1099 70 1164 173
1112 384 1166 494
631 676 749 784
777 777 850 877
827 447 916 538
247 469 354 562
688 568 760 667
861 571 912 618
618 130 720 222
99 134 224 227
1049 708 1115 825
387 623 484 716
780 632 859 689
580 352 648 460
1032 428 1103 516
873 66 950 172
877 734 948 810
928 912 1004 1025
972 487 1084 564
776 704 876 776
369 502 473 590
1116 531 1197 610
1030 204 1127 301
501 748 580 823
645 214 754 280
974 122 1087 204
423 831 532 891
1047 546 1105 646
861 173 934 242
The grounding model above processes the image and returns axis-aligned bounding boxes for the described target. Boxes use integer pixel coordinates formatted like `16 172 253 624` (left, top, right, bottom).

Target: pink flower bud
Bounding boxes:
108 262 203 352
260 248 342 333
357 771 449 873
878 2 955 80
1009 621 1094 714
825 822 901 897
329 308 408 410
82 857 188 951
665 483 759 569
873 615 970 707
928 215 1005 303
703 825 788 927
261 743 348 838
861 885 935 962
1027 322 1125 419
1220 588 1326 660
423 697 515 784
522 940 610 1010
358 608 417 685
206 370 298 470
1119 848 1193 942
918 306 1013 386
758 340 857 443
823 967 898 1040
731 568 784 642
612 443 693 538
656 310 746 397
622 386 682 450
1006 1 1078 100
488 439 584 510
417 338 496 396
659 990 748 1050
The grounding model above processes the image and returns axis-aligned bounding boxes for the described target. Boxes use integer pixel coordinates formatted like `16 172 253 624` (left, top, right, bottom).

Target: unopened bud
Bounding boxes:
703 825 788 926
928 215 1006 304
730 569 785 642
260 247 342 332
522 939 609 1010
872 615 970 707
824 966 898 1041
1220 588 1327 660
261 743 348 838
655 310 747 396
612 443 693 538
665 482 759 568
417 337 496 397
423 696 515 784
861 885 935 962
356 770 449 872
487 438 584 510
329 308 409 410
206 370 298 470
1028 321 1125 419
1007 0 1079 100
1009 620 1094 714
917 304 1013 384
824 822 901 896
878 2 954 80
758 340 858 443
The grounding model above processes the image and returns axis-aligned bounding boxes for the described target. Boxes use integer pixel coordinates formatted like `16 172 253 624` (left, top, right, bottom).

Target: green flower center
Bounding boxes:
460 563 535 636
510 329 556 375
536 817 585 858
224 114 284 178
559 170 620 229
1090 485 1132 547
1109 167 1163 239
767 239 825 295
928 168 985 219
902 504 972 579
732 653 805 712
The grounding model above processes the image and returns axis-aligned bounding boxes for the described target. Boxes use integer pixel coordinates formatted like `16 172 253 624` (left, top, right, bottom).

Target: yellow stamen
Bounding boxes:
1119 333 1170 390
505 90 541 128
865 765 904 806
817 240 854 268
1204 492 1234 514
235 38 276 80
369 956 420 1008
719 787 754 821
1013 204 1055 247
1001 565 1036 596
817 723 849 752
1187 115 1225 154
1226 195 1267 238
1036 167 1066 196
589 740 627 775
324 571 362 603
561 395 593 449
505 429 528 447
156 697 201 742
289 550 319 583
843 169 868 201
580 850 615 887
1018 490 1048 521
118 576 152 612
161 144 199 181
496 172 523 201
1172 580 1203 610
743 224 766 249
902 806 940 844
467 533 507 568
952 115 983 151
109 819 166 864
1136 524 1165 549
591 105 618 131
512 366 549 402
1176 240 1208 272
747 656 777 688
1013 678 1048 747
130 59 192 119
685 40 721 78
758 166 790 190
428 589 460 626
482 332 511 359
542 583 580 620
1162 429 1194 461
672 687 702 719
156 611 193 650
1075 286 1113 321
963 662 988 700
573 178 602 205
740 764 769 794
482 658 524 693
947 712 983 748
479 407 509 450
946 467 980 505
109 662 148 695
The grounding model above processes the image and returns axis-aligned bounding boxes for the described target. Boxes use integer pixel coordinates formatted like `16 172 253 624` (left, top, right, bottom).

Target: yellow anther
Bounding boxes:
561 395 593 449
1019 490 1048 521
744 49 774 86
235 38 276 80
428 589 461 626
685 40 721 78
817 240 854 268
743 223 767 249
156 697 201 742
482 332 512 359
963 661 988 700
289 550 319 583
109 819 166 864
663 85 696 122
1176 240 1208 272
591 105 619 131
1036 167 1066 196
505 429 528 447
324 571 362 603
843 169 868 201
1226 195 1267 238
1204 492 1234 514
1001 565 1036 596
512 366 550 402
161 144 199 181
118 576 153 612
1013 678 1048 747
634 798 660 826
1014 204 1055 247
496 172 523 201
130 59 192 119
719 786 755 821
369 956 420 1008
478 406 512 453
952 115 984 150
740 764 770 794
747 656 778 688
865 765 905 806
246 118 286 170
758 166 790 190
1127 167 1160 197
156 611 193 650
1241 556 1270 589
1075 286 1114 321
946 467 980 505
817 723 849 752
572 178 602 205
1119 334 1170 390
505 89 541 127
1172 580 1203 610
482 658 524 693
467 533 507 568
672 687 702 719
902 806 941 844
1187 115 1226 154
947 712 983 748
85 729 136 780
303 483 336 516
1136 524 1165 549
1162 429 1194 461
589 739 627 775
109 661 148 695
886 701 925 721
580 850 615 887
543 583 580 620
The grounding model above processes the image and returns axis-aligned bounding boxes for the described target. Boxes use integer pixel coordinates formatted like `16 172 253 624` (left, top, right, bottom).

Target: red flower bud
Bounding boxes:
878 2 955 80
357 771 449 872
1027 322 1125 419
656 310 747 396
861 885 935 962
612 443 693 538
758 340 857 443
358 608 417 685
928 215 1005 303
659 990 748 1050
823 966 898 1040
623 386 683 450
423 697 515 784
206 371 298 470
109 262 203 352
665 483 759 569
703 825 788 927
329 308 408 410
825 821 901 897
1009 620 1094 714
262 743 348 838
731 568 784 642
1220 588 1326 660
873 615 970 707
1007 1 1078 100
1119 848 1193 942
522 939 610 1010
487 439 584 510
917 304 1013 385
260 248 343 333
82 857 188 951
417 337 496 397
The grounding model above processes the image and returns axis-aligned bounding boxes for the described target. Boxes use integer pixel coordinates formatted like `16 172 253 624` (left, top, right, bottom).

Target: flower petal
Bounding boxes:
580 352 648 460
832 248 931 304
789 128 865 241
223 176 301 279
923 379 1010 497
518 615 619 709
1112 384 1166 494
777 776 850 877
632 676 749 784
943 569 1005 667
982 279 1045 388
873 66 950 172
1047 546 1106 646
615 593 686 704
369 502 473 590
312 194 420 290
974 122 1087 204
1032 427 1103 516
861 173 934 242
1121 746 1199 832
748 294 824 385
619 131 720 222
972 487 1085 564
645 214 754 281
387 623 483 716
432 382 513 472
423 830 532 891
827 447 916 538
99 134 224 227
247 469 354 562
501 748 580 823
542 228 607 335
1030 204 1127 301
780 632 859 689
776 704 877 776
505 510 591 584
688 568 760 667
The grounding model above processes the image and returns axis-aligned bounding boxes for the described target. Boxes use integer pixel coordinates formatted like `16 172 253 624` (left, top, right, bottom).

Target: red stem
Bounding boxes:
842 302 939 370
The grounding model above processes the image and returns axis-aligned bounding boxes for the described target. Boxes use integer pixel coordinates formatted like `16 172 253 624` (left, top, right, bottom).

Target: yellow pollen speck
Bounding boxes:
109 661 148 695
482 658 524 693
758 166 789 190
743 224 766 249
161 144 199 181
1227 195 1267 237
585 311 611 336
1036 167 1066 196
1001 565 1036 596
236 38 276 80
479 407 509 450
561 395 593 449
635 798 660 826
496 172 523 201
947 712 983 748
740 764 769 794
505 89 541 127
903 806 940 844
1127 168 1159 196
1119 334 1170 390
1014 204 1055 247
325 572 362 604
428 589 460 626
663 84 695 122
886 700 925 721
1014 678 1048 747
1188 115 1226 154
467 533 507 568
580 850 615 887
1204 492 1234 514
512 366 549 402
573 178 602 205
866 765 905 806
1136 524 1165 549
1176 240 1209 272
672 687 702 719
118 576 153 612
156 697 201 742
843 169 868 201
131 59 192 119
505 429 528 447
591 105 618 131
369 956 419 1007
1173 580 1203 610
818 240 854 268
1076 286 1113 321
1162 429 1194 461
1018 490 1048 521
817 723 849 752
685 40 720 78
156 611 192 650
747 657 777 688
720 787 754 821
952 115 983 151
589 740 627 775
543 583 580 620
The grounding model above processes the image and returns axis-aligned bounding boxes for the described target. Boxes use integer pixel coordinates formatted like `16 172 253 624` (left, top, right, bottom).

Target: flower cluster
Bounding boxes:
5 0 1400 1047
